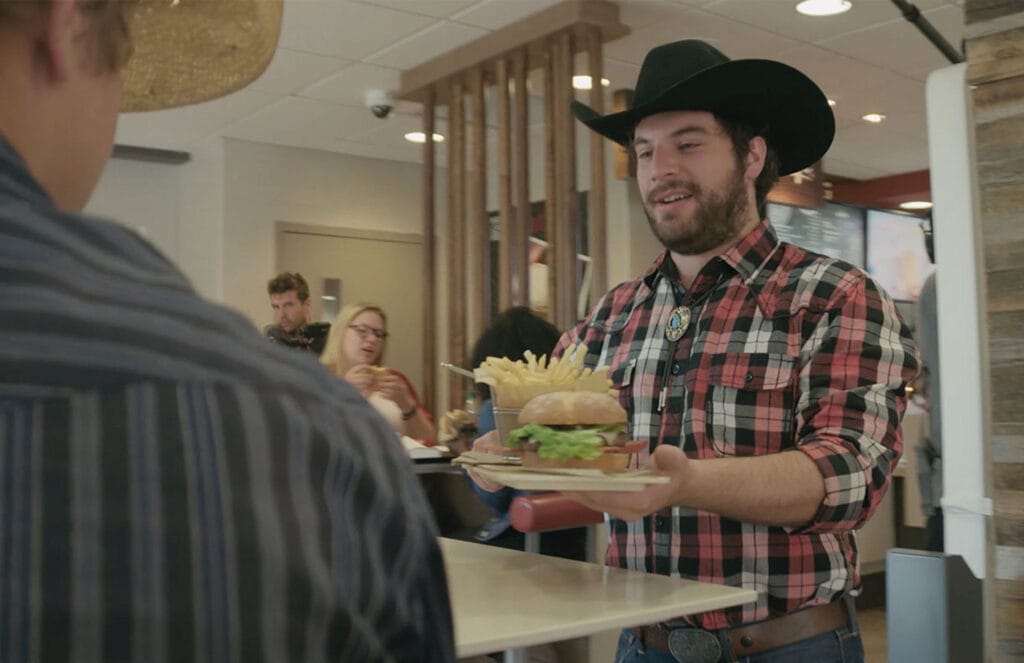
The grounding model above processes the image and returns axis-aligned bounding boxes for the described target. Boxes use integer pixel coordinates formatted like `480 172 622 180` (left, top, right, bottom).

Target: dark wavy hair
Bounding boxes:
267 272 311 302
469 307 562 400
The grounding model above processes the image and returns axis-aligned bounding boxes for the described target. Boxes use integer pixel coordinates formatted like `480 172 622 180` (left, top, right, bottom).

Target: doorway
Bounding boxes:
276 222 425 396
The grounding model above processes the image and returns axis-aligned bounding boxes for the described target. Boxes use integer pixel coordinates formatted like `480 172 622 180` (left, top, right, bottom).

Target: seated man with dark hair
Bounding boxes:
265 271 330 355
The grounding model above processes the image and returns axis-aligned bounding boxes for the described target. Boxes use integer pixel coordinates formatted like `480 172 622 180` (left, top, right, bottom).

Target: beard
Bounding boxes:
643 162 751 256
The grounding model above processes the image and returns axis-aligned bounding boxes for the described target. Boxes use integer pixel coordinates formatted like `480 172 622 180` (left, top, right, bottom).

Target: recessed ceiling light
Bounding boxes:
862 113 886 123
827 98 837 107
404 131 445 144
899 201 933 210
796 0 852 16
572 75 611 90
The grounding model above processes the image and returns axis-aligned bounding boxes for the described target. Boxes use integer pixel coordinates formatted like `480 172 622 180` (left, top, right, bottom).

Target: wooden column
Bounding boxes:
553 31 578 331
586 26 607 303
421 89 437 415
543 40 558 323
511 48 530 307
469 67 489 338
496 58 513 311
447 78 466 409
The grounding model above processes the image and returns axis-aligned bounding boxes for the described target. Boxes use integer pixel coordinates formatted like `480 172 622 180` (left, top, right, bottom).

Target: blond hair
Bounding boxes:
319 303 388 374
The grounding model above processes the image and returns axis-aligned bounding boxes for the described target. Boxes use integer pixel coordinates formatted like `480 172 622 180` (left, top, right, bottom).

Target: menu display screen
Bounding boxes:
866 209 934 302
767 201 866 268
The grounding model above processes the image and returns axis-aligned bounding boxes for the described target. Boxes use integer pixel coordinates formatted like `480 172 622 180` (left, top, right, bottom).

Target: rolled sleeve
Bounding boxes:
792 273 919 534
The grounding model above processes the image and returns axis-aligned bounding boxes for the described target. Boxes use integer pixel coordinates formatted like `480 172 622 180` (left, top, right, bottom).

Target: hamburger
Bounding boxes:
505 390 644 471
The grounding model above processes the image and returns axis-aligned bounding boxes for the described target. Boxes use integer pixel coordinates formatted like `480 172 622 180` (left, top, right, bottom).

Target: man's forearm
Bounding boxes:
674 450 825 528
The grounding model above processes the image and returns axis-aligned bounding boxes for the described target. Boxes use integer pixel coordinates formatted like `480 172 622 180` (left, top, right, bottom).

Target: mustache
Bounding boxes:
646 180 701 206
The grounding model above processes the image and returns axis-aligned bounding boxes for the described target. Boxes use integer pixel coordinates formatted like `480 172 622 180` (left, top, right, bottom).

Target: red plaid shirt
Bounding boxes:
556 220 918 629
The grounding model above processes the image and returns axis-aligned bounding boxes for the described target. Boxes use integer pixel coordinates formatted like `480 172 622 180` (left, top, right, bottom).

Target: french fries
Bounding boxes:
473 344 612 408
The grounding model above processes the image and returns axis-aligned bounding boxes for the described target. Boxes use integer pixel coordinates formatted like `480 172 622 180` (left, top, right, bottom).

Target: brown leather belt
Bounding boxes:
632 601 849 659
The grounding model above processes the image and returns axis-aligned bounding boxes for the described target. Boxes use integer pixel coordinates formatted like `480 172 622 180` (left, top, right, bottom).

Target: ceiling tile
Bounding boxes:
615 1 688 30
818 4 964 82
451 0 562 29
367 20 490 69
249 48 351 95
604 5 800 64
358 0 480 19
300 62 403 106
829 121 931 175
700 0 947 45
823 155 892 180
279 0 435 59
116 88 282 150
228 96 385 142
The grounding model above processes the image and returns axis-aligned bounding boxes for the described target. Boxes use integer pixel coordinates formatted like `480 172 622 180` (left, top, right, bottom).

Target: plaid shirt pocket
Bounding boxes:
704 353 797 456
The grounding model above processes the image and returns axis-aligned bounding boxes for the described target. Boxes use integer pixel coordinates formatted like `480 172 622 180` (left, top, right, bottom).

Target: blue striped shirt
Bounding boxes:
0 137 454 662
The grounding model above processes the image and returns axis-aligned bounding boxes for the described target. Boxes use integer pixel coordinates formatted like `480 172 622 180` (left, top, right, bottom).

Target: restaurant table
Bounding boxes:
440 537 757 658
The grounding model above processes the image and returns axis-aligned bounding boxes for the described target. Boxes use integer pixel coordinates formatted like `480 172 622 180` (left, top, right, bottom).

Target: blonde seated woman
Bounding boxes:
320 303 436 441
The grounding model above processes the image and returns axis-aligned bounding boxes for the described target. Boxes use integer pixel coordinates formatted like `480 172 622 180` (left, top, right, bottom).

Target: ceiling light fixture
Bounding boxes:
862 113 886 123
795 0 852 16
899 201 933 210
572 75 611 90
404 131 445 144
827 98 837 107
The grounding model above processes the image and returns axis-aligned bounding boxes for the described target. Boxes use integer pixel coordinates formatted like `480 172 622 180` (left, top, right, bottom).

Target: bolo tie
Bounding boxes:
658 276 722 412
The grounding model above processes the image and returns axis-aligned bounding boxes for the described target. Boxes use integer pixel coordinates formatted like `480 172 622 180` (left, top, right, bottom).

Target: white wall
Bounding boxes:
221 138 446 327
86 156 181 263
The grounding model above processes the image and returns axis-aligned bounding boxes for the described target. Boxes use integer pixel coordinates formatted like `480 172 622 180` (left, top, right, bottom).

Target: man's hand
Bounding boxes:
562 445 691 521
464 431 507 493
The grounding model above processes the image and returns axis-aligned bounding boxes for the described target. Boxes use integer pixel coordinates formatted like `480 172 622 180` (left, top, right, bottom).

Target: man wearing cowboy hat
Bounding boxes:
483 40 918 661
0 2 454 661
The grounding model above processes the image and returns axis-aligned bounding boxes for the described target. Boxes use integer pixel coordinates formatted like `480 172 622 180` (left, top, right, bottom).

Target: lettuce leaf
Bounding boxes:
505 423 626 461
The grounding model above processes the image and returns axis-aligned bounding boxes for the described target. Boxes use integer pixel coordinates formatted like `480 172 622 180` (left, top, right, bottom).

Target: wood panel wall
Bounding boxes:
964 4 1024 659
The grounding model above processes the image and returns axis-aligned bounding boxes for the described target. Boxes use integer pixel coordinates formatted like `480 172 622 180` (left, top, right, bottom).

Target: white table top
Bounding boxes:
440 537 756 657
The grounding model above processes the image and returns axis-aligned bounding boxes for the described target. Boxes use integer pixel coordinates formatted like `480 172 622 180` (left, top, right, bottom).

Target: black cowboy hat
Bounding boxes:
571 40 835 176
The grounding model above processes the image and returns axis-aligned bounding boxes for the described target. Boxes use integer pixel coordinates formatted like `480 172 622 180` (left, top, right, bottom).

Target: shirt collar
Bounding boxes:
641 219 781 291
0 133 54 207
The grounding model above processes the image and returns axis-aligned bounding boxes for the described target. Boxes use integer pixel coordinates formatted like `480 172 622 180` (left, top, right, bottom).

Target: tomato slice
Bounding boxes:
606 439 647 454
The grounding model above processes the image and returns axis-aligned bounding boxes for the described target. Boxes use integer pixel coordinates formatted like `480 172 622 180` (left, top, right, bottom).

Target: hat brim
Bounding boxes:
121 0 283 112
572 59 834 175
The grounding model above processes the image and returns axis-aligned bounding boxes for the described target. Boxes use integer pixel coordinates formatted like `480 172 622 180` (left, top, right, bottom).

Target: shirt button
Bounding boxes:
740 635 754 648
671 363 682 375
744 372 754 383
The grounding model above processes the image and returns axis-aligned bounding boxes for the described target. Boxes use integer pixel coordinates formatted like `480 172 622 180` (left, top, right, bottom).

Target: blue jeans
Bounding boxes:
614 620 864 663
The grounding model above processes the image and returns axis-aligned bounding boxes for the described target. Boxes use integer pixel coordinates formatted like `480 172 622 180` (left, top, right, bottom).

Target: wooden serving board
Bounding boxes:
467 465 669 492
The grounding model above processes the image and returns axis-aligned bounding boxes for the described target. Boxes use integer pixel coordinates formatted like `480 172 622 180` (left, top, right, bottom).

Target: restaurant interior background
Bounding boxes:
82 0 1021 660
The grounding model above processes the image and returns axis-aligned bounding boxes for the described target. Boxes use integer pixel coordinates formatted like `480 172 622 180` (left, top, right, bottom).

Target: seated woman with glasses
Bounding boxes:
320 303 436 441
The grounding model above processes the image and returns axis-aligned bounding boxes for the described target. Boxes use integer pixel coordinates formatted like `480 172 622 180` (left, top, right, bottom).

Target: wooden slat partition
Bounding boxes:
421 90 436 414
496 58 512 311
396 1 628 417
586 26 607 303
447 78 466 409
469 67 488 341
512 50 530 308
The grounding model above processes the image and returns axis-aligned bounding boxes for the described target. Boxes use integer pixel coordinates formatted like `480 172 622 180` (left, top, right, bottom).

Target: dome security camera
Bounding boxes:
365 89 395 119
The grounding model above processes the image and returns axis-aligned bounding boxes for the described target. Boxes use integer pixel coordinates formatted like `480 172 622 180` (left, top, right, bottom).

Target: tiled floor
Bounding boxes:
860 608 888 663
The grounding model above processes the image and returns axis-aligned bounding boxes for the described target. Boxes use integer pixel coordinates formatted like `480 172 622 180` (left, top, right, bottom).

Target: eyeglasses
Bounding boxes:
348 324 388 340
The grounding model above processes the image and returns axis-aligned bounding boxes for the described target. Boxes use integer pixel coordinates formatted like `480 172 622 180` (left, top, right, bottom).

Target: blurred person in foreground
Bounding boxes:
320 302 436 441
0 2 453 661
463 306 586 559
470 40 918 662
264 271 330 355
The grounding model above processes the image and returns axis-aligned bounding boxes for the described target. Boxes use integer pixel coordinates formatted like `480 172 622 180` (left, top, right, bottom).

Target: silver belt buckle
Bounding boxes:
667 628 722 663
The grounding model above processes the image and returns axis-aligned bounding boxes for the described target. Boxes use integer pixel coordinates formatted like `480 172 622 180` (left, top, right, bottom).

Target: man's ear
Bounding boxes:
744 136 767 182
38 0 79 82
